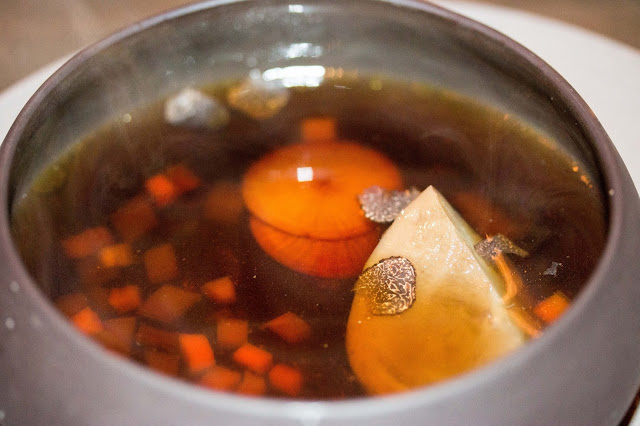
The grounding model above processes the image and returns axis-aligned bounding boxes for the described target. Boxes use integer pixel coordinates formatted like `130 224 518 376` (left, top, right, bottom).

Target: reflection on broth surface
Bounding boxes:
11 74 606 399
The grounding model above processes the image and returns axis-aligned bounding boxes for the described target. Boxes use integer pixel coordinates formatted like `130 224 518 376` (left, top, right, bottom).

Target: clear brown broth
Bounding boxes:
11 76 607 399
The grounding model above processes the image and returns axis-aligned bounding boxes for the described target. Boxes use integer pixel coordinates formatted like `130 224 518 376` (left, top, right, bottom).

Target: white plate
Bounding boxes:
0 2 639 420
438 1 640 190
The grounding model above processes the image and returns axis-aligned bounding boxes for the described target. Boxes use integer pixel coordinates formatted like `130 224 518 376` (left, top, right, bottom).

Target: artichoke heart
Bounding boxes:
346 186 525 394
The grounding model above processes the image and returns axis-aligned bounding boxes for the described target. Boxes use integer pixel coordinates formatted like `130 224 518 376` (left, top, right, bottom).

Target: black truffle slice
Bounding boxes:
354 256 416 315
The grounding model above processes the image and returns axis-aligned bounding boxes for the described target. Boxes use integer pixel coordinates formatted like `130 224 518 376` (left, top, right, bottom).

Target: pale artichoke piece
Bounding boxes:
164 88 229 129
346 185 525 395
226 75 289 120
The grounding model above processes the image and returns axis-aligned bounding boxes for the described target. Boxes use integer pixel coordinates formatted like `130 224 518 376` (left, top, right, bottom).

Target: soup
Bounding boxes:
11 74 606 399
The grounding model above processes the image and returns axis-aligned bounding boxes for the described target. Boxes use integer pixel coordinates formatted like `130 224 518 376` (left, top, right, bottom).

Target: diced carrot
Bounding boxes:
179 333 216 374
56 292 89 317
139 285 200 324
217 318 249 350
108 284 142 313
100 243 134 268
110 195 158 242
232 344 273 375
199 366 242 391
136 324 179 351
204 182 244 224
301 117 336 143
143 243 179 284
145 174 178 207
261 312 311 344
71 307 104 335
202 276 236 305
62 226 114 259
76 258 119 286
166 163 201 194
95 316 137 355
268 364 303 397
534 291 571 324
237 371 267 396
144 349 181 376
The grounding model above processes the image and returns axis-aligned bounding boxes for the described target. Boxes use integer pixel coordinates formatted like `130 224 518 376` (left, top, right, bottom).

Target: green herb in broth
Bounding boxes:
11 75 606 399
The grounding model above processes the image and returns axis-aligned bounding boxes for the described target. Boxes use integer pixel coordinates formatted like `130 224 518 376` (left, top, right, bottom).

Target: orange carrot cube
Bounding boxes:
217 318 249 350
108 284 142 313
146 174 178 207
100 243 134 268
232 344 273 375
268 364 303 397
62 226 114 259
144 350 181 376
139 285 200 324
166 163 201 194
179 333 216 374
301 117 336 143
237 371 267 396
56 292 89 317
111 195 158 242
534 291 571 324
71 307 104 335
199 366 242 391
261 312 311 344
143 243 179 284
136 324 179 351
202 276 236 305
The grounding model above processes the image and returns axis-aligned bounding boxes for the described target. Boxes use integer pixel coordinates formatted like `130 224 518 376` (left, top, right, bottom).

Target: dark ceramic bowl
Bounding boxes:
1 0 640 424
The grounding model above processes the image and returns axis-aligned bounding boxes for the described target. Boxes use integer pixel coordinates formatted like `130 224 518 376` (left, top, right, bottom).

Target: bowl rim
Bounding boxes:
0 0 630 420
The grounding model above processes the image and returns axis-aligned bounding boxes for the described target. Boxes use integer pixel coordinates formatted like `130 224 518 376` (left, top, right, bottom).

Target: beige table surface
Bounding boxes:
1 0 639 92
